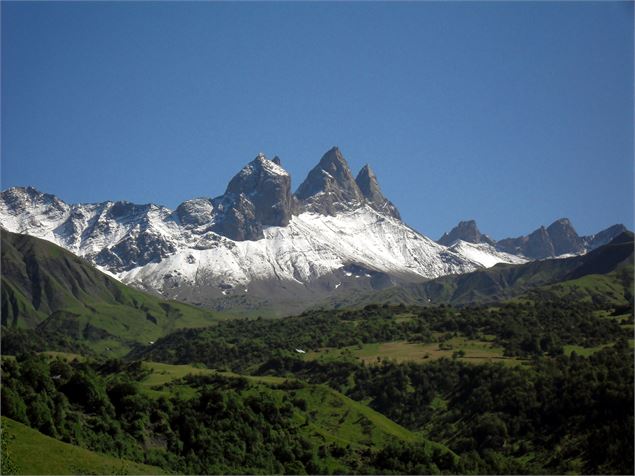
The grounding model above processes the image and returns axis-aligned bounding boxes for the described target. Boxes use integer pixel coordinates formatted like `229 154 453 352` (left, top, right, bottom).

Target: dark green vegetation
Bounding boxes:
133 300 631 371
0 354 457 475
1 229 219 356
3 295 633 474
1 231 633 474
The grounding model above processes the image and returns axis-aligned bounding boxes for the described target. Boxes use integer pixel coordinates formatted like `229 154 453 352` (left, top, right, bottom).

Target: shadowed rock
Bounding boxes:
438 220 494 246
295 147 364 215
212 154 294 240
355 164 401 220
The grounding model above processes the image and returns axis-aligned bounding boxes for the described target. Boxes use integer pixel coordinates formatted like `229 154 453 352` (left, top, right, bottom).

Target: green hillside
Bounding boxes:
528 263 633 307
140 361 454 474
1 354 459 475
138 361 427 449
1 417 165 475
1 229 220 356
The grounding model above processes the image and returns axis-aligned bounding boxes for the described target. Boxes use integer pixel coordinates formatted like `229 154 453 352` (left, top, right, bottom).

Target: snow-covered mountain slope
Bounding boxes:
447 240 528 268
122 207 477 291
0 149 527 312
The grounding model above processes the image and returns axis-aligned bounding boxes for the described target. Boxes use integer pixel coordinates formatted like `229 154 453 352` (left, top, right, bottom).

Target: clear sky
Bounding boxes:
2 1 633 240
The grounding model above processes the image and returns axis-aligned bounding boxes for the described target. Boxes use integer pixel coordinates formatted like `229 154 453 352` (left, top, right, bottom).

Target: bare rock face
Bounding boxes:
587 224 628 249
95 229 177 271
546 218 585 256
176 198 214 227
295 147 365 215
524 226 557 259
494 218 621 259
0 186 69 223
212 154 294 241
438 220 494 246
355 165 401 220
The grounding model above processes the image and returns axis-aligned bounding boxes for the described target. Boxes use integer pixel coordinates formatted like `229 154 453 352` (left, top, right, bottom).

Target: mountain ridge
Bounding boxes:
1 147 628 314
438 217 627 259
324 231 634 309
1 148 517 313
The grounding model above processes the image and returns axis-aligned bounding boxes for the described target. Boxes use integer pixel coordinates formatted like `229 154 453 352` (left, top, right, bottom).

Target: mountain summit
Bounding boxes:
355 165 401 220
212 153 295 240
177 148 402 240
439 217 628 259
437 220 494 246
295 147 365 215
295 147 402 219
545 218 585 256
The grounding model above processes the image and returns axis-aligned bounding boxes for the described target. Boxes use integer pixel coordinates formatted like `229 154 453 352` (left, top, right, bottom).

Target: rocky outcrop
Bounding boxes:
586 224 628 249
295 147 365 215
176 198 214 227
355 165 401 220
546 218 585 256
211 154 295 241
437 220 494 246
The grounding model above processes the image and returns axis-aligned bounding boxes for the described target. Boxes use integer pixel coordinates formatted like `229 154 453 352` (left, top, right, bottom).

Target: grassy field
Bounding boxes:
563 343 613 357
139 361 289 398
1 417 165 475
540 267 633 307
306 338 525 366
39 351 86 361
2 229 225 358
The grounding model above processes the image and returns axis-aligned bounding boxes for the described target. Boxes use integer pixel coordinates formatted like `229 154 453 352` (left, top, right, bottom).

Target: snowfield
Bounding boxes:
448 240 528 268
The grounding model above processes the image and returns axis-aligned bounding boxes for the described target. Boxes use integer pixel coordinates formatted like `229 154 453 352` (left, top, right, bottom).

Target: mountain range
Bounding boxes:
0 146 627 314
438 218 627 259
2 226 632 358
329 230 634 309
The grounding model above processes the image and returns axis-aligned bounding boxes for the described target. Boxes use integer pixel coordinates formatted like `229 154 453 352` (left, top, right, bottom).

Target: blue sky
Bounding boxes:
2 1 633 240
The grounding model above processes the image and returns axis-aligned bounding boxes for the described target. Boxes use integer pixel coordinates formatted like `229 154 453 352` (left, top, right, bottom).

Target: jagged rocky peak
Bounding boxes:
213 153 294 241
1 186 68 212
524 226 556 259
106 201 153 220
0 186 70 228
438 220 494 246
355 165 401 220
226 153 289 194
546 218 584 255
295 146 365 215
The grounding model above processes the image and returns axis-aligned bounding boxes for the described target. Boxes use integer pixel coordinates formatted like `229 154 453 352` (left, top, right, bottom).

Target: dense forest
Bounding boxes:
2 296 633 474
129 300 630 371
1 354 461 474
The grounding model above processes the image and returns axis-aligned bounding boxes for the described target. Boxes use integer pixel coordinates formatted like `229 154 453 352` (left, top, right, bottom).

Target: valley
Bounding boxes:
3 2 632 474
1 214 633 475
1 155 633 475
1 229 633 474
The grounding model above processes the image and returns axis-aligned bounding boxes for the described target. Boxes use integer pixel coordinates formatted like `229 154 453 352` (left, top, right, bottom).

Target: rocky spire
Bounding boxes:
355 164 401 220
295 146 365 215
546 218 584 256
212 153 294 240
